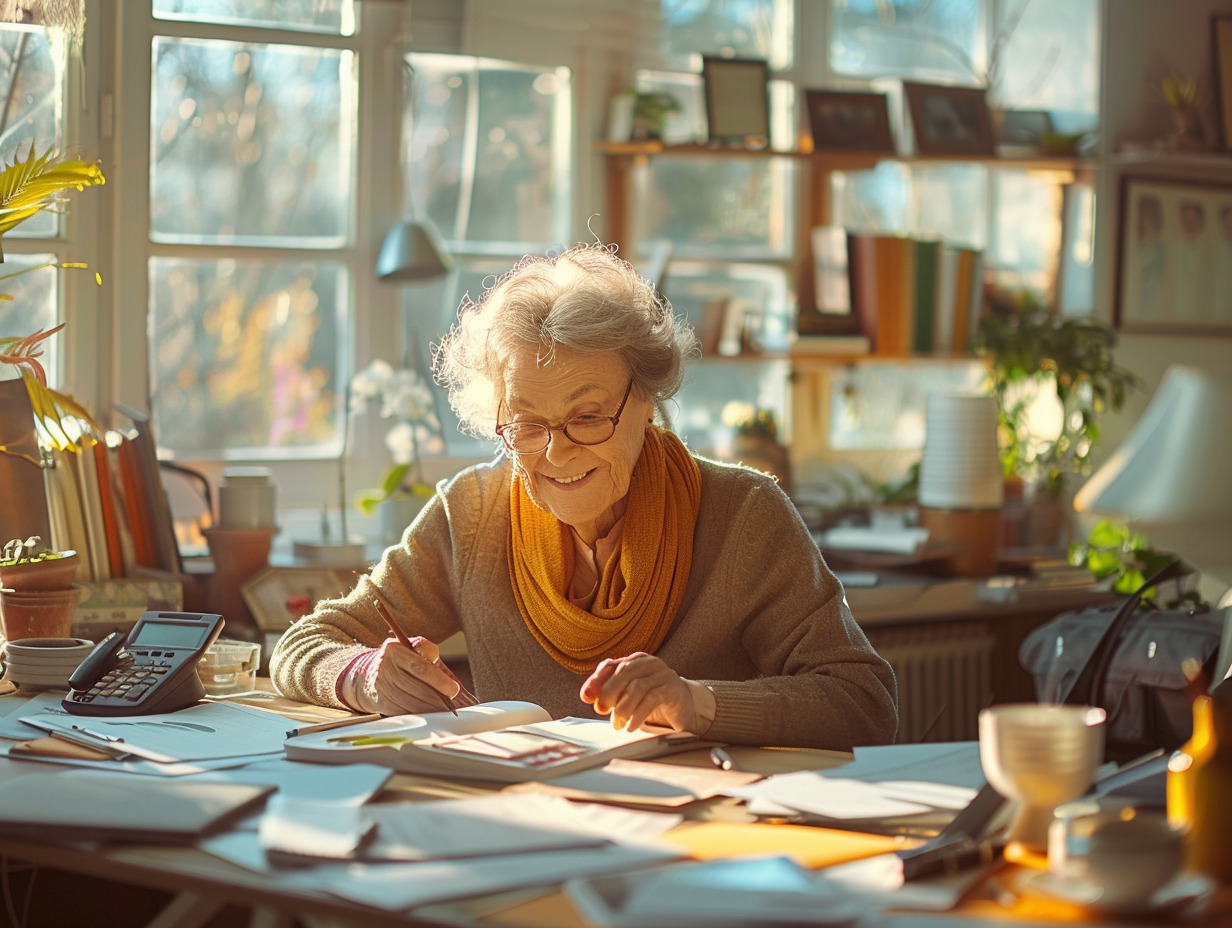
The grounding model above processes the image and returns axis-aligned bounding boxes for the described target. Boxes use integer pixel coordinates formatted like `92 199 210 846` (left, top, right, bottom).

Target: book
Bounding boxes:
912 238 939 354
0 769 274 843
283 700 700 783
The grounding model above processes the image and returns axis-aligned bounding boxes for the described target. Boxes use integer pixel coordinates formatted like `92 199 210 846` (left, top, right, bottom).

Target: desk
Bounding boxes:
1 696 1229 928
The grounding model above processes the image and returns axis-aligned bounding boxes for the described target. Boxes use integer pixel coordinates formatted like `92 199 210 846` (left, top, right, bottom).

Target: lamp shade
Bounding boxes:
376 220 452 282
1074 365 1232 585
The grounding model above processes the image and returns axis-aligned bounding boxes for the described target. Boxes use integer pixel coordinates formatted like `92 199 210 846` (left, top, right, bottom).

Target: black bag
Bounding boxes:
1019 562 1225 760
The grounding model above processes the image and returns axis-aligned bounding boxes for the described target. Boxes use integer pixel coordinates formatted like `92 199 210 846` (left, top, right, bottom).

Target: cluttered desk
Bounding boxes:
0 616 1228 928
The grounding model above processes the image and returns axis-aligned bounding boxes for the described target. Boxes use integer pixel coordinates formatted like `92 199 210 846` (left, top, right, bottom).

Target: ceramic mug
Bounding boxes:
218 467 276 529
1048 804 1185 909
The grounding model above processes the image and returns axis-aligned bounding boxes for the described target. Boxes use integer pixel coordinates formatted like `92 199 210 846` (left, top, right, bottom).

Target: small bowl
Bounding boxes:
0 551 79 592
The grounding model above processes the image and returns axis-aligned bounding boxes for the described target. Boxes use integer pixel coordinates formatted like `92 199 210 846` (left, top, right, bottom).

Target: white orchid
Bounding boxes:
350 359 441 514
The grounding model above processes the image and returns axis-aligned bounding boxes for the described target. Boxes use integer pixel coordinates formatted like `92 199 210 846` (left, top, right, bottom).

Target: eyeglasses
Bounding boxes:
496 379 634 454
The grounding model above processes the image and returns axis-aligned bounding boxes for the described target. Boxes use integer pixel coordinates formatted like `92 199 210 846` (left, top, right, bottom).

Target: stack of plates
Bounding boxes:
3 637 94 691
919 393 1003 510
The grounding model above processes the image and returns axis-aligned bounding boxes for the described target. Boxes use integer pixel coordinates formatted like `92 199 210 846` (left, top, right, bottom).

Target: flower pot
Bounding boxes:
0 550 79 592
380 494 431 546
0 586 81 642
728 435 793 495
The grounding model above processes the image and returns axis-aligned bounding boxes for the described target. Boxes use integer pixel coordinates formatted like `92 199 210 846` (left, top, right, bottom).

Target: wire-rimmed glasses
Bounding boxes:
496 379 633 454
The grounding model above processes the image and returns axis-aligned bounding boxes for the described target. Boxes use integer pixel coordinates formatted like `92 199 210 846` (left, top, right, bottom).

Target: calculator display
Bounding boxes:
130 620 211 649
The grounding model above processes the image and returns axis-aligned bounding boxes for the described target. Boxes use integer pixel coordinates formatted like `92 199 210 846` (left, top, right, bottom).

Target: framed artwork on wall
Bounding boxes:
241 566 355 633
902 82 996 157
1115 176 1232 335
1214 15 1232 152
702 56 770 146
805 90 894 152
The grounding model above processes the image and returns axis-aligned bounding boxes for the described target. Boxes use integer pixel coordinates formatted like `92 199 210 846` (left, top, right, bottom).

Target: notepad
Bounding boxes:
283 700 698 783
0 769 274 843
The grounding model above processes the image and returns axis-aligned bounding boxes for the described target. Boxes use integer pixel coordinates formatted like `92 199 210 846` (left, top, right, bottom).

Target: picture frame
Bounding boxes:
1115 176 1232 335
805 90 894 153
995 109 1053 146
702 56 770 145
241 565 355 633
902 82 996 157
1214 15 1232 152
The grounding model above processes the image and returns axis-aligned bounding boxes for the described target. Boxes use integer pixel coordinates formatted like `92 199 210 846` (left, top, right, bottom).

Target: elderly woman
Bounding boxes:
271 243 897 749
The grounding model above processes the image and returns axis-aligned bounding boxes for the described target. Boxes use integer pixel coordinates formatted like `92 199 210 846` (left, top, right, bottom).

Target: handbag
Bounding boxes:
1019 561 1225 760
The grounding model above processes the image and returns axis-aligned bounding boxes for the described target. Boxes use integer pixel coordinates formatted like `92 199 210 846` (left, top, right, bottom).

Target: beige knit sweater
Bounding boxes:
270 454 899 750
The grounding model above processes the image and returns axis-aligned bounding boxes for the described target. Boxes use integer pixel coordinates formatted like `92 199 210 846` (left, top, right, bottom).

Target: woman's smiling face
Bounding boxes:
501 345 652 544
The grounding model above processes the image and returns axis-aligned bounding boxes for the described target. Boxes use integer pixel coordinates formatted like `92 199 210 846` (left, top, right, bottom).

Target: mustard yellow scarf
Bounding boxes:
508 427 702 674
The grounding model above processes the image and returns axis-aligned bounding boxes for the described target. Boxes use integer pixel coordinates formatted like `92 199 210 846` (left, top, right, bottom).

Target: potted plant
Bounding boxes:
973 288 1140 546
720 401 792 493
630 89 681 142
349 358 442 544
0 535 80 641
0 144 107 547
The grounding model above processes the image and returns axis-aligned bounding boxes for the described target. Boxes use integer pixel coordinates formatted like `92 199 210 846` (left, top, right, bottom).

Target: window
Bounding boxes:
0 23 69 381
401 52 573 455
144 11 358 463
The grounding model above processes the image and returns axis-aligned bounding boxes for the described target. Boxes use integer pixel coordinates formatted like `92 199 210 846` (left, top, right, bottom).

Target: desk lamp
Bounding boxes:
1072 365 1232 589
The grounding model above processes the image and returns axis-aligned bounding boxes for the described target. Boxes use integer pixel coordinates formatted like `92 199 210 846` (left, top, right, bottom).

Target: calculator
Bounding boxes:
62 611 225 716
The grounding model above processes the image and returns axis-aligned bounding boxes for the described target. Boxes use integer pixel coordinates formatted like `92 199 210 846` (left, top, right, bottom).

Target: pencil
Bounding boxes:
371 596 458 716
286 713 383 739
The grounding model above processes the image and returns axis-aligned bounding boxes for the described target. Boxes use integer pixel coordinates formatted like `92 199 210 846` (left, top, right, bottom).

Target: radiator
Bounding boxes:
867 621 996 743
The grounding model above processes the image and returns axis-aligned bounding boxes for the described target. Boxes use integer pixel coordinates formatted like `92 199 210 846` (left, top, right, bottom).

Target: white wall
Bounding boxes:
1093 0 1232 460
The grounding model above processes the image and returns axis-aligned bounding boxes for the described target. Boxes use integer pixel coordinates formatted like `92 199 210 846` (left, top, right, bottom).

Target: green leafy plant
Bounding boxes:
974 288 1140 496
1067 519 1207 610
630 89 681 141
721 401 779 441
0 535 68 565
0 143 107 460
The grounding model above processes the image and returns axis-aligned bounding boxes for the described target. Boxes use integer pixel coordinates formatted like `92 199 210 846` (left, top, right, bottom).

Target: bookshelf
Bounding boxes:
596 141 1092 359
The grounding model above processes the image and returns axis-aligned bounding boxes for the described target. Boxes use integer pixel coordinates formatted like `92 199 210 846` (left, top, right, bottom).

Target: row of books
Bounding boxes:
797 227 987 357
42 406 181 584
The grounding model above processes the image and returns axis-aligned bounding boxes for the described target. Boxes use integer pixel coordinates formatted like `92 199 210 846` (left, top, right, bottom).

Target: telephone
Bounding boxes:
62 611 225 716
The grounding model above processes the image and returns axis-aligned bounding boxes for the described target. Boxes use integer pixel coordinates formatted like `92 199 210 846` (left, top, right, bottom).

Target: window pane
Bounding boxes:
149 257 348 458
993 0 1099 133
830 0 985 84
0 25 64 238
661 259 793 356
909 164 987 248
404 54 571 250
151 37 356 246
0 253 59 379
986 170 1064 296
676 358 790 452
152 0 354 35
659 0 793 71
633 156 795 257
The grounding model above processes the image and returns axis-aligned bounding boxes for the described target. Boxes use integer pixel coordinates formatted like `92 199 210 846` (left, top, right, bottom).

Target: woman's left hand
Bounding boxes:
579 652 707 733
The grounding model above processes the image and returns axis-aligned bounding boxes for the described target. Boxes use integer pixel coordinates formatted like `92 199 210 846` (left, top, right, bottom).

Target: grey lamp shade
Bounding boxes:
376 220 452 282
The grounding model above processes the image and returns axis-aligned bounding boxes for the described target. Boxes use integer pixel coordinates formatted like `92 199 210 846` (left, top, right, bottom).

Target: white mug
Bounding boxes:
218 467 276 529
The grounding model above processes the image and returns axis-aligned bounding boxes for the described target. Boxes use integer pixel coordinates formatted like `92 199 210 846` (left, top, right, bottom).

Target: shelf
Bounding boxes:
595 140 1090 174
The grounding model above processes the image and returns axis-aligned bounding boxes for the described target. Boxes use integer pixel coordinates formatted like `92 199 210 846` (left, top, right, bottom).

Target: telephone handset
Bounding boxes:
62 611 225 716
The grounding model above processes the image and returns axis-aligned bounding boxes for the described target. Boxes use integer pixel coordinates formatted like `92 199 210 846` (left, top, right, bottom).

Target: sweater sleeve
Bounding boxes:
269 485 470 708
697 472 899 750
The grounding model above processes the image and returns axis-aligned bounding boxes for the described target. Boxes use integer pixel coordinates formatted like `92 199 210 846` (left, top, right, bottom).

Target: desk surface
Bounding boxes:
1 693 1229 928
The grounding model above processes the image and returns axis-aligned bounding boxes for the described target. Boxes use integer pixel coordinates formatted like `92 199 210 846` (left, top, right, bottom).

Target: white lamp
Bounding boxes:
1073 365 1232 587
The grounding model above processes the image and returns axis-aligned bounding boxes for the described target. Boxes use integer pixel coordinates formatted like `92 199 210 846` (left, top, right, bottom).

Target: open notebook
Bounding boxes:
283 701 699 783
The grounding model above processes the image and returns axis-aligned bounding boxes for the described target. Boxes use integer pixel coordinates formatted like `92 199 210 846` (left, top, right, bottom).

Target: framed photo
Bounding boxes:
702 56 770 145
1115 177 1232 335
805 90 894 153
241 566 355 632
1214 16 1232 151
996 109 1053 146
902 82 995 156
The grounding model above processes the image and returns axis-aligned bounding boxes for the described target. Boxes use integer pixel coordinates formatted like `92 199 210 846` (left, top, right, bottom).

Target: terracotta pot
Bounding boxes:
0 586 81 642
728 435 793 495
0 550 79 592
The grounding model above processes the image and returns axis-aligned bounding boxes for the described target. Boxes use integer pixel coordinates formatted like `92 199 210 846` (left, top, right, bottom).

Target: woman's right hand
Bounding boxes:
348 636 477 716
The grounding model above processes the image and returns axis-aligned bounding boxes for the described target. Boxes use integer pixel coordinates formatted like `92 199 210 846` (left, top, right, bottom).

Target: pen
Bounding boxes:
370 595 458 716
286 712 383 739
710 747 739 771
71 725 124 743
50 729 130 758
